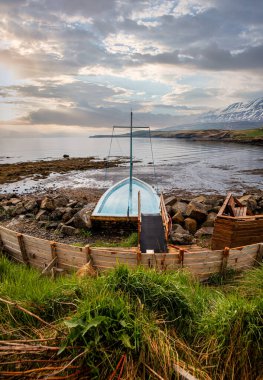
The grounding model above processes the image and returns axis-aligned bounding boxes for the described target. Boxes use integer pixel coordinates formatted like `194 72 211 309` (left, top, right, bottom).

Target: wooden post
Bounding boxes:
179 249 184 268
50 241 57 260
84 245 91 263
255 243 263 265
17 233 29 266
221 247 229 274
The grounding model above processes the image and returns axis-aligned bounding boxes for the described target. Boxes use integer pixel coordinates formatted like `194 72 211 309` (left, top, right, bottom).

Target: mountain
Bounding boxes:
200 98 263 123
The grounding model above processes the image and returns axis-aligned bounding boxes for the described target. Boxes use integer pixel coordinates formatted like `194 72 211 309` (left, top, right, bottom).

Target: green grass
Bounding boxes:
91 232 138 247
232 127 263 140
0 255 262 379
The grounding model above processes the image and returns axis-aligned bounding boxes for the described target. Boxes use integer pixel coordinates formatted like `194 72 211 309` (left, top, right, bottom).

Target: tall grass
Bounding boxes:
1 255 262 379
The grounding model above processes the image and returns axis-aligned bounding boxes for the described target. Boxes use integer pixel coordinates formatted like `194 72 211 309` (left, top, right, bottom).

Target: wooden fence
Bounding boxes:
0 225 262 280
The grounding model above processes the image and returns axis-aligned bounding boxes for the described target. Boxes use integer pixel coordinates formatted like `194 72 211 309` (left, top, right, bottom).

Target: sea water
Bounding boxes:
0 137 262 194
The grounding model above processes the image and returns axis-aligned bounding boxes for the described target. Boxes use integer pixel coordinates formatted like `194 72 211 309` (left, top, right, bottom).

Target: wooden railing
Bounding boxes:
1 225 262 281
160 193 170 240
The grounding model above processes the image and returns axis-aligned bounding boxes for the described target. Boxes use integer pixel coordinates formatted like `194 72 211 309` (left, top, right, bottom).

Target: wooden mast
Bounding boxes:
128 111 133 216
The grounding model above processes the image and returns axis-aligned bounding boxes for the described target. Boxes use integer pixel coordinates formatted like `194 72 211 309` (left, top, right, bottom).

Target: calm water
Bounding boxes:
0 137 262 194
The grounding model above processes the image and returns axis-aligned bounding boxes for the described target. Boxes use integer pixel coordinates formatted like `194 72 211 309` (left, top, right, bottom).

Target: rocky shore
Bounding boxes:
1 188 262 247
0 156 124 185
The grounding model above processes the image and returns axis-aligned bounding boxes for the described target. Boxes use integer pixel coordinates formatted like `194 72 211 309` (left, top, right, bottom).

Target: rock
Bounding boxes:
166 205 173 216
164 195 177 207
170 231 195 245
67 200 78 208
184 218 197 234
195 227 214 238
46 222 59 230
36 209 49 221
61 207 76 222
63 154 69 158
60 224 79 236
24 199 38 212
54 195 69 208
186 201 208 223
172 224 188 234
172 201 187 215
172 210 184 224
237 195 257 212
192 195 206 204
38 221 49 228
12 203 26 216
202 212 217 227
40 197 55 211
66 203 95 229
10 198 22 206
6 219 21 229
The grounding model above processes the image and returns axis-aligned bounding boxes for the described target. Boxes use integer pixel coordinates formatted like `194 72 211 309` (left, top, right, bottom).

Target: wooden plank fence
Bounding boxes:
0 225 262 279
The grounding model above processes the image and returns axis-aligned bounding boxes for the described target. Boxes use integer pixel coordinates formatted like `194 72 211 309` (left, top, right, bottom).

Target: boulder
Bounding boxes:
186 201 208 223
12 203 26 216
184 217 197 234
172 210 184 224
195 227 214 238
164 195 177 207
24 199 38 212
237 195 257 212
170 231 195 245
166 205 173 216
172 224 188 234
60 224 79 236
202 212 217 227
66 203 95 229
192 195 206 204
36 209 49 221
54 195 69 208
10 198 22 206
40 197 55 211
172 201 187 215
61 207 76 222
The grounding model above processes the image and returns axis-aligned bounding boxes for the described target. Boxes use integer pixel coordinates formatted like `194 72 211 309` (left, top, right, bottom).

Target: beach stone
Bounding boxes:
237 195 257 212
172 224 188 234
24 199 38 212
46 222 59 230
164 195 177 207
36 209 49 221
38 221 49 228
195 227 214 238
60 224 79 236
192 195 206 204
54 195 69 208
170 231 195 245
184 217 197 234
172 210 184 224
202 212 217 227
172 201 187 215
67 203 95 229
186 201 207 223
166 205 173 216
61 207 76 222
12 203 26 216
40 196 55 211
10 198 22 206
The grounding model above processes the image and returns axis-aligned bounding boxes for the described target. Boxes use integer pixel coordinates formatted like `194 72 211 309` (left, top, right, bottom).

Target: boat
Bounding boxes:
91 112 169 253
91 112 161 222
212 192 263 249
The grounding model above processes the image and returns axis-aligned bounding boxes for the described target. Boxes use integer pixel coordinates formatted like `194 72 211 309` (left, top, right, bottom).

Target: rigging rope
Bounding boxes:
104 127 114 181
149 128 159 193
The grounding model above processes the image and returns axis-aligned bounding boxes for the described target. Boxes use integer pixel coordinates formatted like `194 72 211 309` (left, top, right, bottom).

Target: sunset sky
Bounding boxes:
0 0 262 136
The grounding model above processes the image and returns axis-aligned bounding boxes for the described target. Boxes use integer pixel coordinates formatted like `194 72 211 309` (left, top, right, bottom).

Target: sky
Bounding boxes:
0 0 262 137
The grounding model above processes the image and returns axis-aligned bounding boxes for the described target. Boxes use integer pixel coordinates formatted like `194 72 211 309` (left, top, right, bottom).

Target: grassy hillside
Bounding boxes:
0 255 262 379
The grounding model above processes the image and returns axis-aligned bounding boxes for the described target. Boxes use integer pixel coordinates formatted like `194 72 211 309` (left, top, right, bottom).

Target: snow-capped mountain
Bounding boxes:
201 98 263 122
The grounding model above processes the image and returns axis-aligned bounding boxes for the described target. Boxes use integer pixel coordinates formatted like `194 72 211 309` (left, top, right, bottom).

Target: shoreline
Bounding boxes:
0 156 125 185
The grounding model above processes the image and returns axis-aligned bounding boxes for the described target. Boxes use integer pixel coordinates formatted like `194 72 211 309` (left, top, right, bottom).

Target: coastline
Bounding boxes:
0 156 125 185
91 127 263 146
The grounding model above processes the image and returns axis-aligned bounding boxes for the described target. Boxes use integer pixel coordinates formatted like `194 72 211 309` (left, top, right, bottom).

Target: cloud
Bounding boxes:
0 0 262 135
